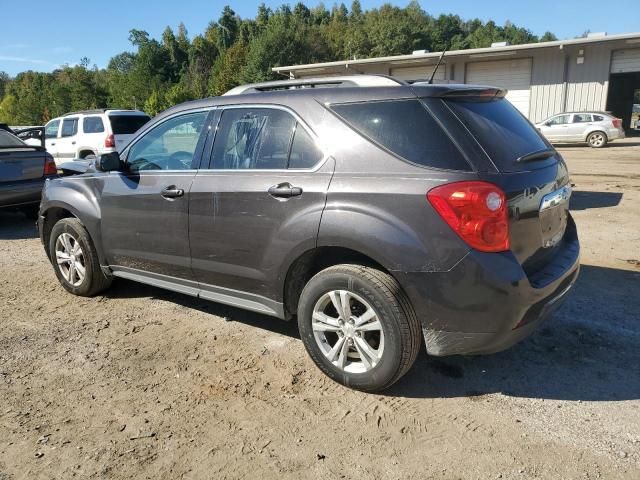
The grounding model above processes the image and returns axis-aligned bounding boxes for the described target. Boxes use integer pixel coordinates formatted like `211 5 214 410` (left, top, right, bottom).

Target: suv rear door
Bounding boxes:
99 109 211 282
189 106 332 311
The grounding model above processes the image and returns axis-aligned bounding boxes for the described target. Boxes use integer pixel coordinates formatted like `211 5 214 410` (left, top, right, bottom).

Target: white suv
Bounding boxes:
44 109 150 165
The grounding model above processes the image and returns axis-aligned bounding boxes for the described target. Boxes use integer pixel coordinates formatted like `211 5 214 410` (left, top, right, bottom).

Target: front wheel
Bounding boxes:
587 131 608 148
49 218 112 296
297 264 421 392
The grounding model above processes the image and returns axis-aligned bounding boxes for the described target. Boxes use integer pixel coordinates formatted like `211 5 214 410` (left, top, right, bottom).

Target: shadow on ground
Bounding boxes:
556 141 640 148
106 262 640 402
570 190 623 210
0 211 38 240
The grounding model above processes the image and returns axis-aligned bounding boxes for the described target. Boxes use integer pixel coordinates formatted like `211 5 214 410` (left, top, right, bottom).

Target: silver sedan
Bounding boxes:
536 112 625 148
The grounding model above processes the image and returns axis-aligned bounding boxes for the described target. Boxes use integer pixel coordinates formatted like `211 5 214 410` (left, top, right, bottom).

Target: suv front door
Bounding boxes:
99 109 211 283
189 106 333 312
44 119 61 161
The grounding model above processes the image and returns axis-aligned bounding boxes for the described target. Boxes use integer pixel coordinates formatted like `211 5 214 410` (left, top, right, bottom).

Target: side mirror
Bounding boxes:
95 152 122 172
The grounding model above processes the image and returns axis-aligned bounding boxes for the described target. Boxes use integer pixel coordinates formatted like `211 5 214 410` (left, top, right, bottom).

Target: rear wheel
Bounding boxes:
49 218 112 296
587 131 607 148
297 264 421 392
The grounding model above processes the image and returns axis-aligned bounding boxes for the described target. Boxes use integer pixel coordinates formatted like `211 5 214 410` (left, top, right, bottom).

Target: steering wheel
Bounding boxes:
168 151 193 170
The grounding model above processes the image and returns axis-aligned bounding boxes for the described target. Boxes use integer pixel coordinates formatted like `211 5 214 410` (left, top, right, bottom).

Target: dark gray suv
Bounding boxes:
38 76 580 392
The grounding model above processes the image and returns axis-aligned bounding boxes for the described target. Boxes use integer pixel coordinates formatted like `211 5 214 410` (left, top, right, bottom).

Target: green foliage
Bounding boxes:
0 2 556 125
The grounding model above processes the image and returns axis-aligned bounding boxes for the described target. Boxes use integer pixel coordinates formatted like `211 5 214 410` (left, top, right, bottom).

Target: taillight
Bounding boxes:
427 181 510 253
105 134 115 148
43 156 57 176
612 118 622 129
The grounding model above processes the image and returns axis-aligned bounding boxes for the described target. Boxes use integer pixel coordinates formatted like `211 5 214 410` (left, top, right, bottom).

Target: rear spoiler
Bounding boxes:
13 126 46 149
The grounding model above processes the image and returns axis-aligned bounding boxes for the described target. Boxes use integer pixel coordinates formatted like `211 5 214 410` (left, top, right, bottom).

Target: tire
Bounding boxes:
20 205 39 220
49 217 112 296
297 264 421 392
587 131 608 148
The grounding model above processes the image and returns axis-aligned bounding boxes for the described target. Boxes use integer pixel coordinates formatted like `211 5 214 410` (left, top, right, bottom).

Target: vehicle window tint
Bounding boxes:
60 118 78 137
289 123 323 169
548 115 571 125
447 98 550 172
573 114 592 123
83 116 105 133
127 111 208 172
211 108 296 170
331 99 470 171
109 115 151 134
45 120 60 139
593 115 605 121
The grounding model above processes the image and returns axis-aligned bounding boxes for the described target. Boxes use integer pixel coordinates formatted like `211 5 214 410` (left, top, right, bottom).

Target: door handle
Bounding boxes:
268 183 303 198
51 142 56 146
161 186 184 199
71 141 76 145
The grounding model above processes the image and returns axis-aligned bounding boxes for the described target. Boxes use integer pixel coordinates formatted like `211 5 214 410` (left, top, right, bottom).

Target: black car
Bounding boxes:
0 128 57 219
37 76 579 391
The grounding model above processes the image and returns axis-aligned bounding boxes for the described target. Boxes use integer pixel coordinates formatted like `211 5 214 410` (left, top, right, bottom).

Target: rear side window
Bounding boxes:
447 98 550 171
593 115 605 121
109 115 150 135
289 124 323 169
330 99 470 171
83 116 105 133
573 114 592 123
60 118 78 137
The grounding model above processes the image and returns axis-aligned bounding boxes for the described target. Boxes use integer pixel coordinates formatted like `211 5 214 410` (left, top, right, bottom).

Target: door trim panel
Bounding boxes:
110 266 286 318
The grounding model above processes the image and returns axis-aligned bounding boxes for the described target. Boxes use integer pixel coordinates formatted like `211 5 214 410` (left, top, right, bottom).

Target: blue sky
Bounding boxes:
1 0 638 76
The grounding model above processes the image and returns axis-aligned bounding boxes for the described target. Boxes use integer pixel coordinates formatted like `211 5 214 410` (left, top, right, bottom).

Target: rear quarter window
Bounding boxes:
330 99 471 171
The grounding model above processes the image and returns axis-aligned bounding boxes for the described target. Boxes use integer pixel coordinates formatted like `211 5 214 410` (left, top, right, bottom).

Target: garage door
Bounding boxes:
391 64 446 82
466 58 532 116
611 49 640 74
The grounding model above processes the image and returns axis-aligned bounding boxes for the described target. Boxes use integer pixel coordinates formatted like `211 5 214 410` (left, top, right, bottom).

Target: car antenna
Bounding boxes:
427 47 447 84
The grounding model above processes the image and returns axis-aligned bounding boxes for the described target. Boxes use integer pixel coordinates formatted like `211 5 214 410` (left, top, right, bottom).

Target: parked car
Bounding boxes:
43 109 150 165
38 76 579 392
0 129 58 219
535 111 625 147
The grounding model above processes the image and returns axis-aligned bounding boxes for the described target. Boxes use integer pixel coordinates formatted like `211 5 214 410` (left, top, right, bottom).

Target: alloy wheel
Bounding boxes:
55 233 86 287
589 133 605 147
311 290 385 373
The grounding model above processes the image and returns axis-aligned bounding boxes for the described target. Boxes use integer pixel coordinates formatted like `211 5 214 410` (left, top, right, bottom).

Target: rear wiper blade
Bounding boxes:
516 149 557 163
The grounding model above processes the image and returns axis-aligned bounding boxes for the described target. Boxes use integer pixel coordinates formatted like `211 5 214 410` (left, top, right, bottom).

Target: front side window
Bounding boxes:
60 118 78 137
45 120 60 139
548 114 571 126
210 108 298 170
573 114 592 123
83 116 105 133
331 99 470 171
127 111 208 172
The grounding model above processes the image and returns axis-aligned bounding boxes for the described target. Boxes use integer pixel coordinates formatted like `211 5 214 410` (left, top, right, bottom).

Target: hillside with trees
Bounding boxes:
0 1 557 124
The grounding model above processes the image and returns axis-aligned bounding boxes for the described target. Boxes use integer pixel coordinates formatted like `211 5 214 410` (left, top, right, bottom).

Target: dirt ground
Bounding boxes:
1 138 639 480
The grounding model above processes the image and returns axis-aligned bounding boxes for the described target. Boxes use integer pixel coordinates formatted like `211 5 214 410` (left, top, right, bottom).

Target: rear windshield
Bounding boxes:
446 98 552 171
0 130 27 148
331 99 471 171
108 115 150 135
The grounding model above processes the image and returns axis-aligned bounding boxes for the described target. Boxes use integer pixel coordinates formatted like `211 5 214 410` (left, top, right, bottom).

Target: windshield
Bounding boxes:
0 129 27 149
108 115 151 135
447 98 555 172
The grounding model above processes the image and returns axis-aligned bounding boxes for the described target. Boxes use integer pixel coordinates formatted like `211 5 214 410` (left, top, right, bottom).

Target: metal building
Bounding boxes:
273 32 640 132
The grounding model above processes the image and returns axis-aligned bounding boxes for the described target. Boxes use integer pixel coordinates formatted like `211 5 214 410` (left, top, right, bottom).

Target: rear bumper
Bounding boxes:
396 217 580 356
0 178 45 208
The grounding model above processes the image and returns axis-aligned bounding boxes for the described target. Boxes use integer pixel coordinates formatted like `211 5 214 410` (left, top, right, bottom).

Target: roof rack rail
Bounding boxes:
223 75 406 96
